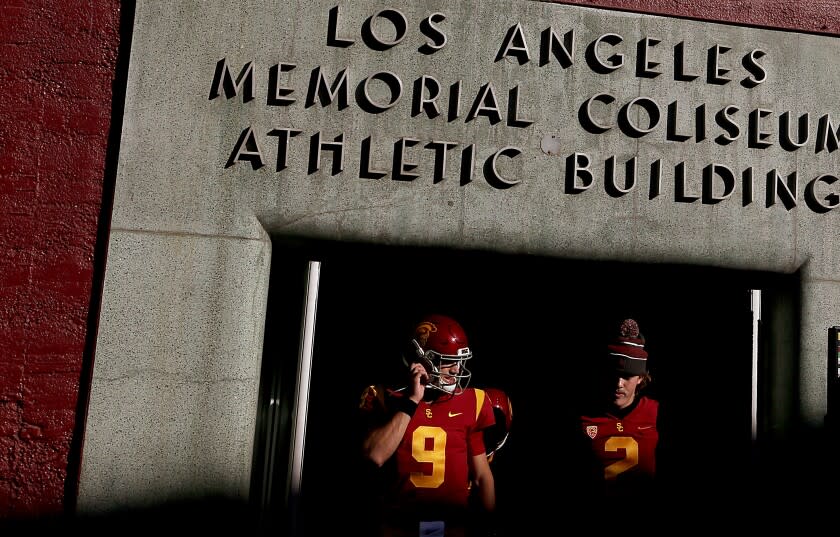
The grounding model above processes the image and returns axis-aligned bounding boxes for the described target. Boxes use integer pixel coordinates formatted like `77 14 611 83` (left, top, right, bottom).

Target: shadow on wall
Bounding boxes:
0 497 262 535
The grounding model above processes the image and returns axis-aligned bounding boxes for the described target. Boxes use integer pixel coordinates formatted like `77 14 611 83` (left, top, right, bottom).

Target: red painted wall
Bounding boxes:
554 0 840 36
0 0 121 518
0 0 836 520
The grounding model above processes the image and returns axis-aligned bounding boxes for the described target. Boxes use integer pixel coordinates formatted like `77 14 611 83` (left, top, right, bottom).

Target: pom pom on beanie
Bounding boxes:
607 319 648 375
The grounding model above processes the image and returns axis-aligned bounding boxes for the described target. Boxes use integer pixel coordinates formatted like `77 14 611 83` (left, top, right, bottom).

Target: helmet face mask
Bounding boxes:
407 314 473 395
421 347 472 394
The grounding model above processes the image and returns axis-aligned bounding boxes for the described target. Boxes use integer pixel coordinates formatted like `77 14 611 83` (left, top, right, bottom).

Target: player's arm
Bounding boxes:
468 389 500 512
469 450 496 513
362 409 412 467
468 422 496 513
361 362 427 466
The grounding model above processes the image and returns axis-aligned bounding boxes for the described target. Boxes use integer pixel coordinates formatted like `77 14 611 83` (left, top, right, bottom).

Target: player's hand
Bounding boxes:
408 362 427 402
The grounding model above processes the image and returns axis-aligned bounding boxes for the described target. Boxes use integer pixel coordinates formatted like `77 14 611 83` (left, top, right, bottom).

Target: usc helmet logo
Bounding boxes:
414 321 437 347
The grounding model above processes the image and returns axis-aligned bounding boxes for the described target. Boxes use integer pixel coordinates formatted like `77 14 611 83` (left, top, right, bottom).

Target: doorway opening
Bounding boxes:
252 238 795 534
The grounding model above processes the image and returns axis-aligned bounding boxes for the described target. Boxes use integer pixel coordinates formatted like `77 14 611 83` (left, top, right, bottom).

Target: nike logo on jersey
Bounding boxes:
448 411 463 418
638 425 654 430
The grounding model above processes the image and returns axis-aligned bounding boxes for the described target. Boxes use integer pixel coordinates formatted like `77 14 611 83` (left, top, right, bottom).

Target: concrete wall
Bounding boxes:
0 0 121 518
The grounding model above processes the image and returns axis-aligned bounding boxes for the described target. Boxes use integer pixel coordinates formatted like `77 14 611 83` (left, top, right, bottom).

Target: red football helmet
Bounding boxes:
406 314 472 395
483 387 513 462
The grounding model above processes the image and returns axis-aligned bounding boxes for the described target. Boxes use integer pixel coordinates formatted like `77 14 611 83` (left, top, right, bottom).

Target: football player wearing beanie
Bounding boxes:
578 318 659 500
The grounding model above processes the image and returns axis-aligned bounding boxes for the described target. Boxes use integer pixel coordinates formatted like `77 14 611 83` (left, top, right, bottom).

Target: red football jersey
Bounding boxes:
383 387 496 511
580 396 659 490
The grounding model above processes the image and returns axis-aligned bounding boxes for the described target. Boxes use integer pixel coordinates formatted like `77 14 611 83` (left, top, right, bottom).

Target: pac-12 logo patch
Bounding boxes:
586 425 598 439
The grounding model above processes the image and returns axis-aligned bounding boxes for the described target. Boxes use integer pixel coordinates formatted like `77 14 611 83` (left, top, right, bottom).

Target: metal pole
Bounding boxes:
750 289 761 442
286 260 321 534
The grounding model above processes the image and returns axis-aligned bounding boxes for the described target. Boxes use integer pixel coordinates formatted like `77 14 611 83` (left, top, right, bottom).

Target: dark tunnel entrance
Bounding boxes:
255 239 797 534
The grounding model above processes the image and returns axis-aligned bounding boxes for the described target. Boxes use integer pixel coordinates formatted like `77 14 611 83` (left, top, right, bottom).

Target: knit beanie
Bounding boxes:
607 318 648 375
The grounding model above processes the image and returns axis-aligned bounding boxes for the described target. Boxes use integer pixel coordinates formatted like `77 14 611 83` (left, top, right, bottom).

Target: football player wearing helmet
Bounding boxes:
403 313 474 395
358 314 497 537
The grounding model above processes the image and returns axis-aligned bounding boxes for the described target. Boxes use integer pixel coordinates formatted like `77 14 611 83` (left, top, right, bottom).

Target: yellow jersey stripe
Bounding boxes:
474 388 485 421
